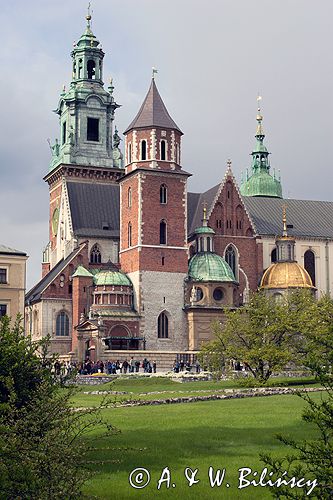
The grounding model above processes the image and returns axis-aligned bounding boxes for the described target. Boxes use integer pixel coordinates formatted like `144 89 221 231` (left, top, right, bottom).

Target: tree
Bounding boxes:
200 290 316 383
260 294 333 499
0 315 112 499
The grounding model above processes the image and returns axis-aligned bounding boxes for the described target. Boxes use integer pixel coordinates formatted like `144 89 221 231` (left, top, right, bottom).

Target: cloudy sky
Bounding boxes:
1 0 332 289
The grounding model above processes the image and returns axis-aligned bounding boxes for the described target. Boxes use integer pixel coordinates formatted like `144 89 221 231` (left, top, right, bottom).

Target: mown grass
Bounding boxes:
76 380 322 499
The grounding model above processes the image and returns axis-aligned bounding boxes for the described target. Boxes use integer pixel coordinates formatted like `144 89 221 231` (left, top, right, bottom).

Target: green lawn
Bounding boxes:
75 380 321 499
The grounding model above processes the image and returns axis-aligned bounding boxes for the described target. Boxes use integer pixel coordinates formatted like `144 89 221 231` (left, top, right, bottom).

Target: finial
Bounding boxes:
282 204 288 237
256 94 264 136
86 2 92 28
152 67 158 79
227 158 232 171
202 200 208 226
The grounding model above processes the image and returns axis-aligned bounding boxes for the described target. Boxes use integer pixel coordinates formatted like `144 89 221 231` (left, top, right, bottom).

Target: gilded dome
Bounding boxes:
188 252 237 283
260 262 314 290
94 270 132 287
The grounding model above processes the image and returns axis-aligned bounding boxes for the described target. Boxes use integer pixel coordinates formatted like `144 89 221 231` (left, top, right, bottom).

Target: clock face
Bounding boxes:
52 207 59 236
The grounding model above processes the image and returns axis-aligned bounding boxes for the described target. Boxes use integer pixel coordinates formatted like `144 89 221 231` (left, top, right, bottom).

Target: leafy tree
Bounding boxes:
260 295 333 499
0 315 113 499
200 290 316 383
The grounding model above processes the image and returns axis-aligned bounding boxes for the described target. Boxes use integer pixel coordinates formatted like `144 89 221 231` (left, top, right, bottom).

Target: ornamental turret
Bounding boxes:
240 98 282 198
260 207 315 297
48 9 121 171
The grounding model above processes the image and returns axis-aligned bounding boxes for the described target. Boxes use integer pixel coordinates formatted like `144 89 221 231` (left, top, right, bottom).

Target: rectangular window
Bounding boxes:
62 121 67 145
87 118 99 141
0 268 7 284
0 304 7 317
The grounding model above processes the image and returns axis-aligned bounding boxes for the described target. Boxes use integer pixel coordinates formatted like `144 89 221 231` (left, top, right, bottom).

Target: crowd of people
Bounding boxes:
77 357 157 375
172 359 201 373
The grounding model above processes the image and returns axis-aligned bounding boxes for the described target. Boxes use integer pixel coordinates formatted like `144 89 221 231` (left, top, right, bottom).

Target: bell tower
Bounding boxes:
43 10 123 272
119 75 190 350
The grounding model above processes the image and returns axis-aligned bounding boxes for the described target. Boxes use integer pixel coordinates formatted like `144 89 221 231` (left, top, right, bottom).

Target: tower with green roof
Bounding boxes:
48 9 122 172
240 100 282 198
186 207 239 350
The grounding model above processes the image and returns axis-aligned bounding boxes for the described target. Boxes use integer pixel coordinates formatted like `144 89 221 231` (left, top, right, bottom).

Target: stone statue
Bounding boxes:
49 138 60 157
190 286 197 304
69 125 75 146
113 127 121 149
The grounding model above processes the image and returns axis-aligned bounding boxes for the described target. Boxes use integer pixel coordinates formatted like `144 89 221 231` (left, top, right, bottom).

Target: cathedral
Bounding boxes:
25 14 333 365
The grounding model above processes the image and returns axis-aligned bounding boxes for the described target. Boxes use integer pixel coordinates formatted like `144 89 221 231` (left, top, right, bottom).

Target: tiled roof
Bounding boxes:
187 184 220 236
0 244 27 256
67 181 120 239
124 79 182 134
26 244 86 304
242 196 333 239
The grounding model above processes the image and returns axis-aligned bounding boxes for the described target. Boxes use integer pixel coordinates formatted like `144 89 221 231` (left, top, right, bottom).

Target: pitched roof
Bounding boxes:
26 244 86 304
124 79 182 134
0 244 27 256
242 196 333 239
67 181 120 239
188 184 220 236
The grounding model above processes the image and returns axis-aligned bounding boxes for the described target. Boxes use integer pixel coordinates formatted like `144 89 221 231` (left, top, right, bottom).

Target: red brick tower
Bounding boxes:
119 77 190 350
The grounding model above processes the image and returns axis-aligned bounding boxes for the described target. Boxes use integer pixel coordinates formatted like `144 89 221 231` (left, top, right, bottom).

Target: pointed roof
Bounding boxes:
124 79 182 134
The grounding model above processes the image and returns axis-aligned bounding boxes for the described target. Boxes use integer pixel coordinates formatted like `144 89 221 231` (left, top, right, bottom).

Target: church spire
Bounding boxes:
240 97 283 198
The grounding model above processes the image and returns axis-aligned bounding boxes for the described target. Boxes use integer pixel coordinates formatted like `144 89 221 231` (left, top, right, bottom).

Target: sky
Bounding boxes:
0 0 332 290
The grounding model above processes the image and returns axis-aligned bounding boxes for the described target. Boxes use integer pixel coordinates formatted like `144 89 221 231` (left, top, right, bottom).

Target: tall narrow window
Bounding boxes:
87 118 99 141
161 140 166 160
128 187 132 208
225 245 237 278
0 268 7 284
271 248 277 263
56 311 69 336
62 121 67 145
207 237 211 252
141 140 147 160
304 250 316 286
158 312 169 338
160 184 167 204
160 220 167 245
78 59 83 78
128 143 132 163
87 59 96 79
176 143 180 164
90 244 102 264
128 223 132 247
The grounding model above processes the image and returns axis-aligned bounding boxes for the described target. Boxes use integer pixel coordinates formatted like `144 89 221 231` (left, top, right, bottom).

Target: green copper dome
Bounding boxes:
194 226 215 235
94 270 132 287
188 253 237 283
240 170 282 198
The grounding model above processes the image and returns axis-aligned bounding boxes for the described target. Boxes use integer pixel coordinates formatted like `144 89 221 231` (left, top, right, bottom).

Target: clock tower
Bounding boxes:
119 77 190 350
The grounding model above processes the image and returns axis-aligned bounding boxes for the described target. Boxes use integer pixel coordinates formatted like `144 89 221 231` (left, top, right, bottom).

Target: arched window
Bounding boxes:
160 184 167 204
271 248 277 263
90 244 101 264
141 140 147 160
56 311 69 336
128 143 132 163
128 187 132 208
225 244 238 278
158 312 169 338
161 140 166 160
207 237 211 252
304 250 316 286
87 59 96 79
128 223 132 247
160 220 167 245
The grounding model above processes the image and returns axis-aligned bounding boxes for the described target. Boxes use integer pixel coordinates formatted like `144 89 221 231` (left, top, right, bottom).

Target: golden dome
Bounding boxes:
260 262 315 290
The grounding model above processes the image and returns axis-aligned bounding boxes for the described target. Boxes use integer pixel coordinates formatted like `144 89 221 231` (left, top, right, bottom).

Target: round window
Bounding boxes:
196 287 204 301
213 288 224 301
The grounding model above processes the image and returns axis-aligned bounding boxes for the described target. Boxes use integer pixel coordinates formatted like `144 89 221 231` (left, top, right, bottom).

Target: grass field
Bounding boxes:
75 378 321 499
